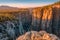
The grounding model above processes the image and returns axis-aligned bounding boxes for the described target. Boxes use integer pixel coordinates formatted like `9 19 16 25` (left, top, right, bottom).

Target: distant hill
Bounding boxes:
0 1 60 12
0 5 20 12
0 1 60 40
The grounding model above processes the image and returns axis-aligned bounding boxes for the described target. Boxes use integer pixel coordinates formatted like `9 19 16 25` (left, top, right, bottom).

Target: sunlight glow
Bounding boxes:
0 3 53 8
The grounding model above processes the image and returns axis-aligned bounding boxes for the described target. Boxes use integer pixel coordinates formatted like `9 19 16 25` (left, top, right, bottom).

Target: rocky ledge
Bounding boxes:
16 31 60 40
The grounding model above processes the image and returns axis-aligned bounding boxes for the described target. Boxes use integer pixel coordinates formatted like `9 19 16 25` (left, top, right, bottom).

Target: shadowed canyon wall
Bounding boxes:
0 2 60 40
31 4 60 37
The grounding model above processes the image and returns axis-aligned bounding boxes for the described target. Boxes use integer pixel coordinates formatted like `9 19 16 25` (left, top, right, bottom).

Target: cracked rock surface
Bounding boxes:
16 31 60 40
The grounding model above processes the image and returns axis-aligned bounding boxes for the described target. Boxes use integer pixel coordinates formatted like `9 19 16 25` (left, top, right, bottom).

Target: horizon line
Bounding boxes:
0 2 55 8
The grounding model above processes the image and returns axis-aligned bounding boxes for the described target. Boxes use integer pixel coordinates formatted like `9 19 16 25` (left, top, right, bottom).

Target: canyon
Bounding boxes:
0 1 60 40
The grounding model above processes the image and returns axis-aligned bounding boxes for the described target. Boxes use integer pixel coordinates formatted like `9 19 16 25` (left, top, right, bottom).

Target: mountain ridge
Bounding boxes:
0 1 59 12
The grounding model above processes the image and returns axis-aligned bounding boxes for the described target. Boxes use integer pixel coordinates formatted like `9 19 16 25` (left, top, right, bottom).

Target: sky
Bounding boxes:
0 0 59 8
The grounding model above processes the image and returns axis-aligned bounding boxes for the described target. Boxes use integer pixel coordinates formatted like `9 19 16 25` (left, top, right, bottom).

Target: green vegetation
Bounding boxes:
0 13 18 22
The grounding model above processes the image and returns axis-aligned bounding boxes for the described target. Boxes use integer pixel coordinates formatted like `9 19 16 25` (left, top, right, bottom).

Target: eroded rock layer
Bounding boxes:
16 31 60 40
0 2 60 40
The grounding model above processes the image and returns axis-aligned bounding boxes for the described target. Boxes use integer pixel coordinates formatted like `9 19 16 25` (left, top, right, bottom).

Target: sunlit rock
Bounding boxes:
16 31 60 40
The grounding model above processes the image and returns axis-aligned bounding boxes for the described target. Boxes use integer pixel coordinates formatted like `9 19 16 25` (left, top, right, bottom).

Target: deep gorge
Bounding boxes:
0 2 60 40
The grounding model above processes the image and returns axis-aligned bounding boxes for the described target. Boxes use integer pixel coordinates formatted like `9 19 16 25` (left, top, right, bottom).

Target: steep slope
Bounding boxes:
31 2 60 37
0 1 60 40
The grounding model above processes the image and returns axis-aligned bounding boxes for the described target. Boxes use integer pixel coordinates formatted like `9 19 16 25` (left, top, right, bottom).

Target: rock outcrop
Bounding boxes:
16 31 60 40
0 1 60 40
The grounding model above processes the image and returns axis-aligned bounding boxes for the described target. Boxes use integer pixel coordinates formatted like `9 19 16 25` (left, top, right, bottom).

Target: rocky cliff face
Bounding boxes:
0 2 60 40
31 3 60 37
